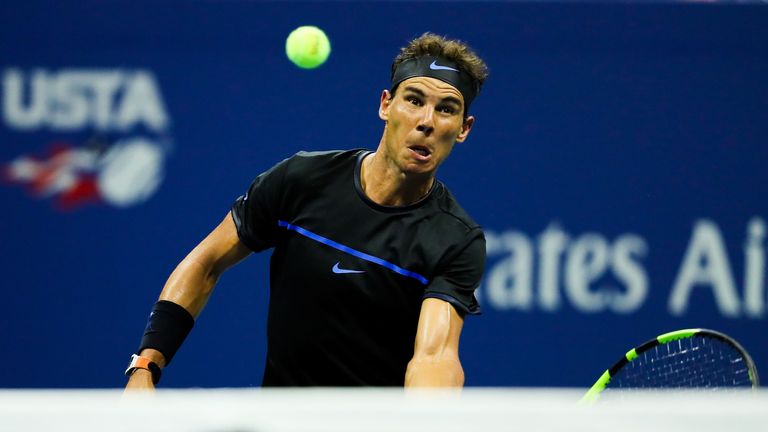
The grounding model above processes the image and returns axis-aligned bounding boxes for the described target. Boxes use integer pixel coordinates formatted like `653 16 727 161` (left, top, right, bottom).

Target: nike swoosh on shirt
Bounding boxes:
429 60 459 72
278 220 429 285
332 262 365 274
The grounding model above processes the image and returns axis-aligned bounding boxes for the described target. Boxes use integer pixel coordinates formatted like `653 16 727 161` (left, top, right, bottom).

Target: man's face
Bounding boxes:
378 76 474 176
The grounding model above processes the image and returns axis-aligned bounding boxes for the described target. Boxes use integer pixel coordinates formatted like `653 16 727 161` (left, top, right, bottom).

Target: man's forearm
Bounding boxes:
126 215 249 391
156 215 249 317
158 253 221 318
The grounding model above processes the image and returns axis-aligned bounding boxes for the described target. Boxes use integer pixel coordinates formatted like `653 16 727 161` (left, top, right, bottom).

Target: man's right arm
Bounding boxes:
124 213 251 391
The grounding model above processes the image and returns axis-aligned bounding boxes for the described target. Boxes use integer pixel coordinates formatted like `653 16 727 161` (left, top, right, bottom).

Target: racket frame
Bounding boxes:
581 328 760 404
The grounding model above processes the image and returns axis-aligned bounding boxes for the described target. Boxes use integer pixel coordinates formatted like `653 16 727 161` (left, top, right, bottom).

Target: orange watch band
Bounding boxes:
125 354 162 384
130 355 153 371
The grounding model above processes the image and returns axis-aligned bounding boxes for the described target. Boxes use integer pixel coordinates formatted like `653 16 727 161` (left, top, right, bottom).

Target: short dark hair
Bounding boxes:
391 32 489 103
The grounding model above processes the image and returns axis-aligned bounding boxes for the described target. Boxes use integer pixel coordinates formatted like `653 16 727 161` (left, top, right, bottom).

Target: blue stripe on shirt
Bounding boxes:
277 220 429 285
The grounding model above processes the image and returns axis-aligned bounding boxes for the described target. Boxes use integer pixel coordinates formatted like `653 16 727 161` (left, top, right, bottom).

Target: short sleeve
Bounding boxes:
230 157 291 252
423 228 486 316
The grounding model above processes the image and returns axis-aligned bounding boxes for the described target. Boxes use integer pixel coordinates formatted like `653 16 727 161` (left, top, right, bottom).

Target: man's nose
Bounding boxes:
416 108 435 136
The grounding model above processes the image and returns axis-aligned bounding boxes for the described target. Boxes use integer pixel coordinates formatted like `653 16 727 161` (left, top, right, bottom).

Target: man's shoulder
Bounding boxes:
288 148 366 168
431 183 482 233
279 148 367 187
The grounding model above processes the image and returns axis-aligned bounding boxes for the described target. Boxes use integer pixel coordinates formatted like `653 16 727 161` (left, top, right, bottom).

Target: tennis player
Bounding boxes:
124 32 489 389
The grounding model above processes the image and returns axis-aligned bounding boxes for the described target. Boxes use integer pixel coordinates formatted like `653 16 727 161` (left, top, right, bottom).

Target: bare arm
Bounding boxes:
158 213 250 319
404 298 465 387
125 213 251 390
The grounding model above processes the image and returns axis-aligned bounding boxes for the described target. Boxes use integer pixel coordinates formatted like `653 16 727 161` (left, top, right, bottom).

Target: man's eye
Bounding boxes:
439 106 456 114
407 97 421 105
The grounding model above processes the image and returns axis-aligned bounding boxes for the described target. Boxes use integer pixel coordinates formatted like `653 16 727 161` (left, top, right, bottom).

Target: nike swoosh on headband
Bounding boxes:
332 262 365 274
429 60 459 72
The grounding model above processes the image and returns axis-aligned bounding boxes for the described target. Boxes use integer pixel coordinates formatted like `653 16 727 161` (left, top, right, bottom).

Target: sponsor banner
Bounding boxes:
2 68 170 209
481 218 767 319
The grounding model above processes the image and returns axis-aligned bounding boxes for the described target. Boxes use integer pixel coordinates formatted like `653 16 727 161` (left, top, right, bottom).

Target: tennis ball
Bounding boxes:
285 26 331 69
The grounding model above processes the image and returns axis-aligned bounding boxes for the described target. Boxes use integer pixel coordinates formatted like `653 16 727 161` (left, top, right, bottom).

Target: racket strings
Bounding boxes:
609 336 753 389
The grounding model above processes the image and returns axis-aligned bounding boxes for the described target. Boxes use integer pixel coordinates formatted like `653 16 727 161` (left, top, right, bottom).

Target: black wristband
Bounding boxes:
137 300 195 366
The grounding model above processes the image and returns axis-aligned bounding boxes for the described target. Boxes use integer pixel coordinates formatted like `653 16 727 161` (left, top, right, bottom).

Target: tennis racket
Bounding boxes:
581 328 760 403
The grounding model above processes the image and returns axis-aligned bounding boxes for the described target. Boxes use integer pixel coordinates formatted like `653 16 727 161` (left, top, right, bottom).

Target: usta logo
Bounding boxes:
1 68 170 210
2 68 168 132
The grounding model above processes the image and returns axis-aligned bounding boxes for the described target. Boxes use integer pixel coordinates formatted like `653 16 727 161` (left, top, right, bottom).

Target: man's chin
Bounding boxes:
402 163 437 178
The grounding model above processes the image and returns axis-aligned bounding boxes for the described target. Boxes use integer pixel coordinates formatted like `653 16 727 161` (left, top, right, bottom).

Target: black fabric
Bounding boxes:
231 149 486 386
391 56 480 112
137 300 195 366
146 360 162 384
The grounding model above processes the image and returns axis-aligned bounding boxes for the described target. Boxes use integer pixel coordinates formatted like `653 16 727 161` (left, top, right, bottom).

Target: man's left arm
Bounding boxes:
405 298 465 387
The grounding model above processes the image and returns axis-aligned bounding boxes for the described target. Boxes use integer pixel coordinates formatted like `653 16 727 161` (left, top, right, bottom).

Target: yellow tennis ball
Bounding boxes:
285 26 331 69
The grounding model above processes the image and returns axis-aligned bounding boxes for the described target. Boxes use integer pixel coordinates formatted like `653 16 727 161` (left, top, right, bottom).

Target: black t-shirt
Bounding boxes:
230 149 485 386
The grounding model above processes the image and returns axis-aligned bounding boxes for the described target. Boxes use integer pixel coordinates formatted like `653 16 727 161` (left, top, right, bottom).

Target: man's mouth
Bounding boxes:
408 145 432 158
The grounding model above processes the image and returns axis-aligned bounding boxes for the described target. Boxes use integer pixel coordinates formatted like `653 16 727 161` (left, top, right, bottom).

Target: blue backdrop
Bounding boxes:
1 1 766 388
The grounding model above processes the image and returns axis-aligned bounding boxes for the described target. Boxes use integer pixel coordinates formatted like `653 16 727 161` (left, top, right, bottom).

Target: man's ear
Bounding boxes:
455 116 475 143
379 89 392 121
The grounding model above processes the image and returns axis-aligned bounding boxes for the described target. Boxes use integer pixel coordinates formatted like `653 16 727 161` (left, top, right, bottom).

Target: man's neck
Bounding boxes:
361 151 434 207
